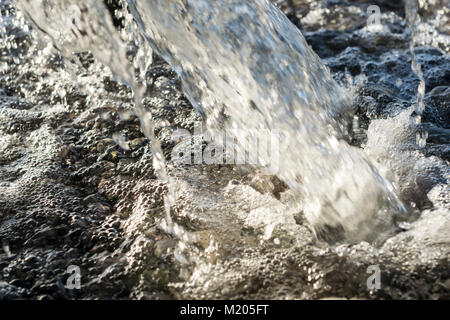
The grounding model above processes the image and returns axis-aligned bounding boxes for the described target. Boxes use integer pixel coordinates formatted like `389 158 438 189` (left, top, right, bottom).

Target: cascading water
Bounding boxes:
13 0 407 242
128 0 407 241
1 0 449 301
14 0 195 243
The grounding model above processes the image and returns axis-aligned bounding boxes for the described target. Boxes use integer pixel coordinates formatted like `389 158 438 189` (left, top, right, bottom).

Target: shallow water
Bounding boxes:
0 0 448 300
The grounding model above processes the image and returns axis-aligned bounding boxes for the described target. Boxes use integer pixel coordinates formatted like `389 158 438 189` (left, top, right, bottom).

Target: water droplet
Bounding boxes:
416 130 428 148
112 132 130 151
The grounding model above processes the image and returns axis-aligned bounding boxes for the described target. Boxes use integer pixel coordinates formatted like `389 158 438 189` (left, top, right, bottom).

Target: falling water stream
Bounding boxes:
14 0 193 243
405 0 429 149
13 0 408 243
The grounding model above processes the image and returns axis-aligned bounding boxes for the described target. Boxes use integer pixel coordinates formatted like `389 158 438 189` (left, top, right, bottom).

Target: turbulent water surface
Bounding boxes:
0 0 449 299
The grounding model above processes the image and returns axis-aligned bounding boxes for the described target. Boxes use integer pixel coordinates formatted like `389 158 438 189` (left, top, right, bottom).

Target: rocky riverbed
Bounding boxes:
0 0 449 299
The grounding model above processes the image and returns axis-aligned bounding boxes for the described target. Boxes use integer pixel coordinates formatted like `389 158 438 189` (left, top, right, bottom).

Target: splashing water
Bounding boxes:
14 0 407 242
405 0 429 149
14 0 193 243
364 0 447 215
128 0 407 241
